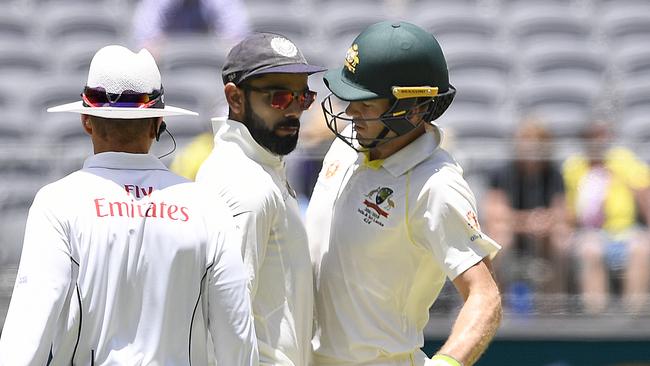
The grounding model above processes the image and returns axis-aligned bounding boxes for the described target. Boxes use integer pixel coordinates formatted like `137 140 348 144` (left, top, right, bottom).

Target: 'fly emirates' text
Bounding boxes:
93 184 190 222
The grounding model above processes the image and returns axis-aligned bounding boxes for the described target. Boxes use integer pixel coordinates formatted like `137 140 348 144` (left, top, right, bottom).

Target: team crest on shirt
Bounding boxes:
324 160 341 179
358 186 395 226
344 44 360 73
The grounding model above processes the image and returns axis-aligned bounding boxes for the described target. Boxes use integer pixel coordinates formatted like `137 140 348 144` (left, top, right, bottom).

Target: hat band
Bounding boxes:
81 86 165 109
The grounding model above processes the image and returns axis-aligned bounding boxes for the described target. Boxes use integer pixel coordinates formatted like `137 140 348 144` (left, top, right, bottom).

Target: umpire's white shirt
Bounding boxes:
196 118 313 366
0 152 258 366
306 127 500 365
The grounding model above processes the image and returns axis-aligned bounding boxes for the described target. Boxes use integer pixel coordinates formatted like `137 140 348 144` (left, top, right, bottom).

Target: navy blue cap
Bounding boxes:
222 32 327 85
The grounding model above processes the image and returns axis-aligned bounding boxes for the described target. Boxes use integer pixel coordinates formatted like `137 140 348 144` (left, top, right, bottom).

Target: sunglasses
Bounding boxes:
81 86 165 109
243 85 317 111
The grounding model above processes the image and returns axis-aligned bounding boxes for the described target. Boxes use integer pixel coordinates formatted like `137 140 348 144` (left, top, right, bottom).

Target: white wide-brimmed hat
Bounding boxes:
47 45 198 119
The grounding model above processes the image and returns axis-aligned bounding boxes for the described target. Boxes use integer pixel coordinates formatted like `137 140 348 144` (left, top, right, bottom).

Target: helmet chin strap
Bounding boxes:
362 98 426 148
361 125 392 149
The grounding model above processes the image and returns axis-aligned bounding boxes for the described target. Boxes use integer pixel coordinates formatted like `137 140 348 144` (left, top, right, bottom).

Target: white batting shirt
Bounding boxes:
0 152 258 366
196 118 313 366
306 126 500 366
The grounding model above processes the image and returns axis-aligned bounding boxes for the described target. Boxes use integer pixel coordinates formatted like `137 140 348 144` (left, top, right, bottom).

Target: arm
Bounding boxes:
634 186 650 226
0 191 73 365
416 174 502 366
208 227 259 366
436 258 502 366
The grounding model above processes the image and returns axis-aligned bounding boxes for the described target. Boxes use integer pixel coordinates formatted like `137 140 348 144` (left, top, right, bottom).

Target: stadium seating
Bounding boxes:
37 3 127 49
26 75 86 119
318 2 388 43
445 43 513 81
0 10 33 43
515 75 602 137
0 42 49 76
611 44 650 86
0 80 25 114
0 110 32 144
599 2 650 49
519 40 608 80
415 4 500 46
246 3 313 41
618 78 650 141
54 39 115 75
506 3 592 47
157 35 227 77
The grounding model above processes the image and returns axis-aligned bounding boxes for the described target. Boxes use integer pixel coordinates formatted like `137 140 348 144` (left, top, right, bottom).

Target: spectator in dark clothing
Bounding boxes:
132 0 250 54
483 118 571 309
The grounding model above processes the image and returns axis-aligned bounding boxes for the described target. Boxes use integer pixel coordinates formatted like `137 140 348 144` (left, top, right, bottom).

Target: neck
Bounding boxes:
92 140 152 155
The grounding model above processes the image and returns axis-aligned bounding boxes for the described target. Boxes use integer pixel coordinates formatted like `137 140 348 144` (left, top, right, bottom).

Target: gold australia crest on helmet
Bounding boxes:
344 44 360 73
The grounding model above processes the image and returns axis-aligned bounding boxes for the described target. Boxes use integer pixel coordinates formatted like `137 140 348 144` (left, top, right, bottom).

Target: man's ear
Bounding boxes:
224 82 245 117
81 114 92 135
153 117 164 139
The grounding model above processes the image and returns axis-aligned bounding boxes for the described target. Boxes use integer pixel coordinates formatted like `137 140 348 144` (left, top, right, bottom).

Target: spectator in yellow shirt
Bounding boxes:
563 121 650 314
170 132 214 180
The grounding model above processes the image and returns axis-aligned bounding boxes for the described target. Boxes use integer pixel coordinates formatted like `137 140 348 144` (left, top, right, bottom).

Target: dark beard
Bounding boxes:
244 98 299 156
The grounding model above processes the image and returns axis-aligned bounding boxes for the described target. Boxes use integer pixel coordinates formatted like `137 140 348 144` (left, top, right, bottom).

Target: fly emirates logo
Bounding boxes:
93 184 190 222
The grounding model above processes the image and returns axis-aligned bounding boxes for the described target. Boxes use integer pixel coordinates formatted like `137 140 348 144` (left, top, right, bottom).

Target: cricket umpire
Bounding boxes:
0 45 258 365
307 21 502 366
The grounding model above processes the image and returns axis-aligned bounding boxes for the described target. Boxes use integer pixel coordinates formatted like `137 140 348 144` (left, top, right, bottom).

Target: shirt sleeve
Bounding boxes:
410 170 501 280
207 223 259 366
0 189 73 366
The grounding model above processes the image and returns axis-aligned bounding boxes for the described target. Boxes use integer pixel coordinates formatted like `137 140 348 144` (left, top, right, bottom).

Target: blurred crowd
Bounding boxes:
2 0 650 320
481 118 650 316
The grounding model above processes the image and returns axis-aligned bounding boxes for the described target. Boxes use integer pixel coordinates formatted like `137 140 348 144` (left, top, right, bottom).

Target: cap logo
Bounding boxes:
271 37 298 57
344 44 360 73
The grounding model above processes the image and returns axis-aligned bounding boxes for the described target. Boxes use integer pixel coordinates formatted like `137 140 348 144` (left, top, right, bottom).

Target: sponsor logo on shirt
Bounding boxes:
358 186 395 226
124 184 153 198
92 184 190 222
466 211 483 241
94 198 190 222
466 211 481 231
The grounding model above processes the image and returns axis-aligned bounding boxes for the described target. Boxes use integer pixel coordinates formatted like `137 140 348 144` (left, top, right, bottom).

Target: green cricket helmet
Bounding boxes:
322 21 456 150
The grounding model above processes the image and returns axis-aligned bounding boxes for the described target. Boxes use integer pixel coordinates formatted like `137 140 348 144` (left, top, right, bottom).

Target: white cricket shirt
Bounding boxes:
306 127 500 365
196 118 313 366
0 152 258 366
